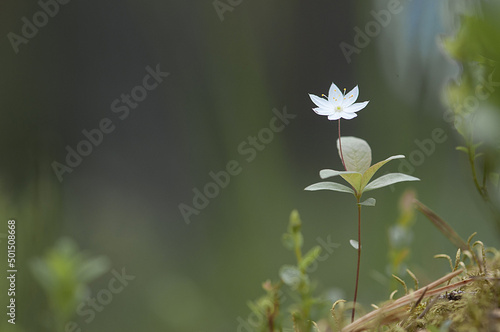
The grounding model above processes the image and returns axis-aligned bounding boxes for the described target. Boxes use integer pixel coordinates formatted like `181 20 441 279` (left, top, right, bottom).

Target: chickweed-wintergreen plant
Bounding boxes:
306 82 420 322
309 83 369 170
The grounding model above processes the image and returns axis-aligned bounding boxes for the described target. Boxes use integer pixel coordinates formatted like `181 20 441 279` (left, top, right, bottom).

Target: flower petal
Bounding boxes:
343 85 359 107
309 94 333 110
344 101 369 113
328 83 343 103
313 107 333 116
328 113 342 121
340 112 357 120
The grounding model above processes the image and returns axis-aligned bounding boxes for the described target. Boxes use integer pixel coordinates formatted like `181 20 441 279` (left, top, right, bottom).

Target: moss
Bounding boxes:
383 252 500 332
248 212 500 331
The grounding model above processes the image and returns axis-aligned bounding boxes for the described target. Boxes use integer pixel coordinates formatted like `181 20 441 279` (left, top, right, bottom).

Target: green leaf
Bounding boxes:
30 258 54 292
358 198 376 206
282 233 295 250
456 146 469 154
359 155 405 192
76 256 110 282
319 169 359 179
473 141 483 150
279 265 302 287
294 232 304 249
299 246 322 270
288 210 302 233
363 173 420 192
339 173 363 192
304 182 355 195
337 136 372 173
319 169 362 192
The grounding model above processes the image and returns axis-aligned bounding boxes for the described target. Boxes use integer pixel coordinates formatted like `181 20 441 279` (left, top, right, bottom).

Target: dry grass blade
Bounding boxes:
414 200 468 251
341 269 467 332
417 295 439 319
398 286 428 327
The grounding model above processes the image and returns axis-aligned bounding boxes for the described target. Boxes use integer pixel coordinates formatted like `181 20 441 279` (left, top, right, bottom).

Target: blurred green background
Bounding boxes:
0 0 499 331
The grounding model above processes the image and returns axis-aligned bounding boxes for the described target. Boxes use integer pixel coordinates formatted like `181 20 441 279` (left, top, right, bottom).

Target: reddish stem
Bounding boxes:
338 119 347 171
351 200 361 322
337 117 359 322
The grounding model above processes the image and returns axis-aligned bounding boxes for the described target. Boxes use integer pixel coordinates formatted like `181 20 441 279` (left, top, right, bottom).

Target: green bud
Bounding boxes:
289 209 302 233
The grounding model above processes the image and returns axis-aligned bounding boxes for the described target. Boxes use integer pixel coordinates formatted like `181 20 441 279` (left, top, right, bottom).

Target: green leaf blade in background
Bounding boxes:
299 246 322 271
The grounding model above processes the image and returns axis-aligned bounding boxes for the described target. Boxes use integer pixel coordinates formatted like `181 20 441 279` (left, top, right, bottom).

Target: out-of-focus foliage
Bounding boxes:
246 210 328 331
442 1 500 230
387 190 417 280
30 238 109 332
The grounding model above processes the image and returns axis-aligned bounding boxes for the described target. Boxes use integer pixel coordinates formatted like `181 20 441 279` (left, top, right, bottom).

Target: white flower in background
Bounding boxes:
309 83 369 120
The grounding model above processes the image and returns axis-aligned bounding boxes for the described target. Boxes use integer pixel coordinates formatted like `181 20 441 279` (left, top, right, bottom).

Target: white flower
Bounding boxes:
309 83 369 120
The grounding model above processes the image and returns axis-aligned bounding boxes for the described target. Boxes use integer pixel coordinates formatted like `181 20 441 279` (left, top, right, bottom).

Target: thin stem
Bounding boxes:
468 149 500 232
465 134 500 231
482 158 487 189
267 308 274 332
352 198 361 322
338 119 347 170
466 127 491 202
468 148 488 201
295 245 303 271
